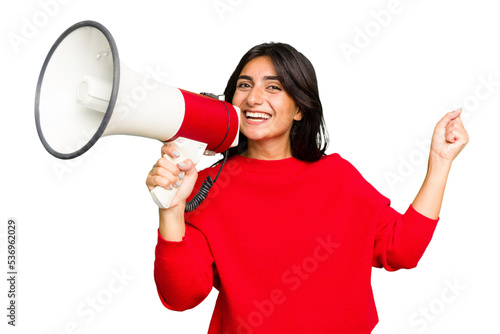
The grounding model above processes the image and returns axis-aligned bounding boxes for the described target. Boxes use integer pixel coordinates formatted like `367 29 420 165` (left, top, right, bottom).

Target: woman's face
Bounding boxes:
232 56 302 150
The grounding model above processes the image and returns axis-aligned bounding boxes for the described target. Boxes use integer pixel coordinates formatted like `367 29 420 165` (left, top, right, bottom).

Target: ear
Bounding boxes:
293 108 303 121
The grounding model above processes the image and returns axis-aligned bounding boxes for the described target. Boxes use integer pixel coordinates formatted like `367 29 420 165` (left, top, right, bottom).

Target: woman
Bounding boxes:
146 42 468 333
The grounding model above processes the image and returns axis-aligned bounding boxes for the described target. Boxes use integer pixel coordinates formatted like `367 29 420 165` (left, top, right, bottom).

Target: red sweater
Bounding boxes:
154 154 439 333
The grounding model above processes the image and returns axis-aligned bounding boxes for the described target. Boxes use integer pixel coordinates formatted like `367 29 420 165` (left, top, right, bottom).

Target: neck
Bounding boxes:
244 138 293 160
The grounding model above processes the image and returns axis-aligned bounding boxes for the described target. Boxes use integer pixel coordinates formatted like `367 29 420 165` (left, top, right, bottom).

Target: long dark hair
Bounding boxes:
223 42 329 162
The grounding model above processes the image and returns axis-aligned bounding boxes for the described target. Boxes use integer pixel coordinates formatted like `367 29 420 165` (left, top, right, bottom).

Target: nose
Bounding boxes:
246 86 264 106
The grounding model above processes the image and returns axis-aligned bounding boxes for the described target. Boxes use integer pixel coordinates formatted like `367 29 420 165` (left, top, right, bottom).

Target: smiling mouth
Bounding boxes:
245 111 271 122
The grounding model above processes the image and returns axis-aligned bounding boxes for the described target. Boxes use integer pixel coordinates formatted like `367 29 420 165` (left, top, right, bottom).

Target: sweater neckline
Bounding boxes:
230 154 314 174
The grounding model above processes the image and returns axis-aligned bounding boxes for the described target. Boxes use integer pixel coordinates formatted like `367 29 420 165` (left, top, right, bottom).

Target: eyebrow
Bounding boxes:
237 75 280 82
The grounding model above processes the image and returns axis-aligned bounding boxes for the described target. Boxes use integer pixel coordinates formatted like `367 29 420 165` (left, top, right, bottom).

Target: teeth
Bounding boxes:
246 111 271 119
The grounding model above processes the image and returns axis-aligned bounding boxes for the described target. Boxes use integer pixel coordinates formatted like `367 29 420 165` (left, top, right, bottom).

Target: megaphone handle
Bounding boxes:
150 152 185 209
150 138 207 209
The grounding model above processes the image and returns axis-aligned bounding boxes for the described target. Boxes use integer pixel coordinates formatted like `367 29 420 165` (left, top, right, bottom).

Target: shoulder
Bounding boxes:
320 153 369 182
320 153 389 205
318 152 344 164
315 153 360 175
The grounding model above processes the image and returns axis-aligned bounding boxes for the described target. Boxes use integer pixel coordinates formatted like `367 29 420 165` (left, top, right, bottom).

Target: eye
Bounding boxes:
266 83 283 92
237 82 252 89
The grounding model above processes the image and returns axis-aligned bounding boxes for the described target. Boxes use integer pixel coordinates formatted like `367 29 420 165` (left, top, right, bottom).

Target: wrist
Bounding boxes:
427 155 452 174
158 202 186 241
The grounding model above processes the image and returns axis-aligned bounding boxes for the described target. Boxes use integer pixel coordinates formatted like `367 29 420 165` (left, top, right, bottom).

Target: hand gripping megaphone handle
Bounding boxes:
150 152 185 209
150 137 207 209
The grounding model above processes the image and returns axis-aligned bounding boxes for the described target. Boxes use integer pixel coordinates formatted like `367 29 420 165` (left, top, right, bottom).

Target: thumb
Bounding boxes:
177 159 197 180
437 108 462 128
171 159 198 205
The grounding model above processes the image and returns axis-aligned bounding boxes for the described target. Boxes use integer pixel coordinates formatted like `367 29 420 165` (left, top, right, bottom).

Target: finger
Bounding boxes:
171 159 199 203
147 174 173 191
449 107 462 120
445 119 458 142
445 129 457 143
147 156 185 190
449 125 469 145
155 166 182 186
445 122 470 144
156 156 183 177
146 171 168 191
452 107 462 117
454 113 465 127
146 165 176 190
436 108 462 128
176 159 196 175
161 142 181 159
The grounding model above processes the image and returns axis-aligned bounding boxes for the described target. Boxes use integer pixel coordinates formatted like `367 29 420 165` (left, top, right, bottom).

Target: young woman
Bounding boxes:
146 42 468 333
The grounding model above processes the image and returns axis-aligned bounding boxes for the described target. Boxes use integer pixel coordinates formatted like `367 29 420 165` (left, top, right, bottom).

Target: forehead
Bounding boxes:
239 56 277 77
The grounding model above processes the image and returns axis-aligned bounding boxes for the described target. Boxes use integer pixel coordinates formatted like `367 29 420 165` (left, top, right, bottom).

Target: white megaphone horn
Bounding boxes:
35 20 240 210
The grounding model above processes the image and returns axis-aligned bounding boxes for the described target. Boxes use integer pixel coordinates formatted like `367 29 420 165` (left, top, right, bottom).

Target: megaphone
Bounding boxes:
35 20 240 209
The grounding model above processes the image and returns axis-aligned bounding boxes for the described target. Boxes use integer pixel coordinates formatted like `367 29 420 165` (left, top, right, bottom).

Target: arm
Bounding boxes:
154 225 214 311
146 143 199 241
373 109 468 270
147 143 214 310
411 108 469 219
373 204 439 270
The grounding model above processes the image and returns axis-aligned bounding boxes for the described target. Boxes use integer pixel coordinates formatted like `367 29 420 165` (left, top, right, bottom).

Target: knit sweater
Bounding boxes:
154 153 439 333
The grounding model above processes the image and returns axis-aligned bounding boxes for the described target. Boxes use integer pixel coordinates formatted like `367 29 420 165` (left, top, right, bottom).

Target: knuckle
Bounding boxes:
161 143 171 152
162 143 176 155
154 175 170 188
158 157 168 167
159 169 172 180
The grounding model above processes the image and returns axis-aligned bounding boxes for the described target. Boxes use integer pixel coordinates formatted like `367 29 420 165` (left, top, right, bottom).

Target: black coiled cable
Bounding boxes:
185 150 228 212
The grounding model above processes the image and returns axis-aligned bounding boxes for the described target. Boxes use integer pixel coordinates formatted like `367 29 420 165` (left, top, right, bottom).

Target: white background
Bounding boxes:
1 0 499 333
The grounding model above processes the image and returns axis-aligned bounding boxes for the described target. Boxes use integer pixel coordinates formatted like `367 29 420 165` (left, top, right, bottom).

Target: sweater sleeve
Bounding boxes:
372 204 439 271
154 223 215 311
332 154 439 271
